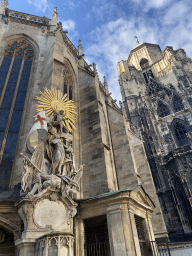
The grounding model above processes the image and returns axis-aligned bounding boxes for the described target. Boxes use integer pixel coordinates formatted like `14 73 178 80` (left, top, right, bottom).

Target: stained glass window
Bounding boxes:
173 95 184 112
157 101 170 118
0 39 34 188
174 121 188 146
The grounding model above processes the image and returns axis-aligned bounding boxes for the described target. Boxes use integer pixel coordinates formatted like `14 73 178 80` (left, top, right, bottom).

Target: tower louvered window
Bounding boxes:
173 95 184 112
0 39 34 188
140 58 149 70
157 101 170 118
174 121 188 146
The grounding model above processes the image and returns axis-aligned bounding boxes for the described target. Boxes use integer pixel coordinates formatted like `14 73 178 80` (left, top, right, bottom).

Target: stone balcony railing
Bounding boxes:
7 9 51 26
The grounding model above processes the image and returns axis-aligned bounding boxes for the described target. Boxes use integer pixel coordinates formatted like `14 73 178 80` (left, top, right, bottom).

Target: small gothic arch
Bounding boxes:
48 237 58 256
172 94 184 113
171 119 188 147
140 58 149 70
157 100 170 118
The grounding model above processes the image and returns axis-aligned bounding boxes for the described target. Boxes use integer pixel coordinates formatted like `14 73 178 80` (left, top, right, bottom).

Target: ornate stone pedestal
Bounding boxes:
36 233 74 256
15 191 77 256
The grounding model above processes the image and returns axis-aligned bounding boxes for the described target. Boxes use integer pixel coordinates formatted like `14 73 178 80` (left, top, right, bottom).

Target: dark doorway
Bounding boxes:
84 215 110 256
0 227 15 256
135 215 152 256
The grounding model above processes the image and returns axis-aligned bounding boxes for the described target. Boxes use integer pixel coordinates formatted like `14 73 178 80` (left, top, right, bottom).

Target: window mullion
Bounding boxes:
0 54 15 108
67 85 69 98
0 56 25 162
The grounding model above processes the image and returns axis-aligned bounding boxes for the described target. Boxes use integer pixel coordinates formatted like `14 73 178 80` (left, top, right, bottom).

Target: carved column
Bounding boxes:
75 216 85 256
107 203 138 256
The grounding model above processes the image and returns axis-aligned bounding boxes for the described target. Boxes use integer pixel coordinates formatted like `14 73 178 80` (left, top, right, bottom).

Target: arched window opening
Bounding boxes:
157 101 170 118
63 61 74 101
188 97 192 109
143 69 154 84
140 58 149 70
64 82 72 101
174 121 188 146
0 38 34 188
173 94 184 112
143 72 148 83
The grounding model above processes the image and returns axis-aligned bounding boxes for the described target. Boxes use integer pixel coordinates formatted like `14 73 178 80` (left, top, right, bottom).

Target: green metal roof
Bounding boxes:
77 185 140 203
133 42 144 50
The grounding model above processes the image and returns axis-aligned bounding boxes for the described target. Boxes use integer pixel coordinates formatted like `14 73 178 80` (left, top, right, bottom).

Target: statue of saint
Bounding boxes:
50 135 65 175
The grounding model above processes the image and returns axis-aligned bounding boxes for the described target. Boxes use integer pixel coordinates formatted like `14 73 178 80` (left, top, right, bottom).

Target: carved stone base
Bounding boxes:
16 233 74 256
14 191 77 255
36 233 74 256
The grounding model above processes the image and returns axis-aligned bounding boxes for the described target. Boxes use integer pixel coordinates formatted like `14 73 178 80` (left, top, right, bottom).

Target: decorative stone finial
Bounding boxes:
78 40 83 56
93 62 97 75
104 76 109 95
51 6 58 26
0 0 8 15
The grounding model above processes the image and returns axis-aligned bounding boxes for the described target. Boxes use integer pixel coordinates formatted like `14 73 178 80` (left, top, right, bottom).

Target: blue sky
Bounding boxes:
7 0 192 103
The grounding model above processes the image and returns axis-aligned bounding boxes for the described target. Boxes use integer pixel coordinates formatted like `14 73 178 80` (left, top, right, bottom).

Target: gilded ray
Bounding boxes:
36 87 76 133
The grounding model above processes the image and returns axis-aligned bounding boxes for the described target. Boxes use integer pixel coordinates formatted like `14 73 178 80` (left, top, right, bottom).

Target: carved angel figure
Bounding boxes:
61 165 84 199
20 142 45 198
51 110 68 134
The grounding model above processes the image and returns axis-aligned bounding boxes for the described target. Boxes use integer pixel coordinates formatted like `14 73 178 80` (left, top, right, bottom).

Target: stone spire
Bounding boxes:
78 40 83 56
104 76 109 95
0 0 8 15
51 7 58 26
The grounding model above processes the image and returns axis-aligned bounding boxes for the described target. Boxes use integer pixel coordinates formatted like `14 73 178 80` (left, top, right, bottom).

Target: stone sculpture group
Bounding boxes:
20 110 83 201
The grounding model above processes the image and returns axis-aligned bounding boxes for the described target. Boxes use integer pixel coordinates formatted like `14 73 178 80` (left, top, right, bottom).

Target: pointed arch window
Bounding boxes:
0 39 34 188
63 61 73 100
174 121 188 146
157 101 170 118
173 94 184 112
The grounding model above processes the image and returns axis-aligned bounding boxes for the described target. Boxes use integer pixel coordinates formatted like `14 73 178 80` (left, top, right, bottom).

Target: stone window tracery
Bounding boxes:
0 38 34 187
173 94 184 112
157 101 170 118
174 121 188 146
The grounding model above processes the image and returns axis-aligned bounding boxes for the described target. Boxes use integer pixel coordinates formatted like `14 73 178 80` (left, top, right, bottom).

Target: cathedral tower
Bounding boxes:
117 40 192 242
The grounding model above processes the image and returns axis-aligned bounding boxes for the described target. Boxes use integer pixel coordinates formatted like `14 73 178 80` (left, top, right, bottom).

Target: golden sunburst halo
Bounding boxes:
36 87 76 132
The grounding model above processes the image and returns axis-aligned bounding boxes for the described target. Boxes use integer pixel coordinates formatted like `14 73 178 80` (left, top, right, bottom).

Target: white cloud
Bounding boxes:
27 0 48 12
91 0 116 21
130 0 174 11
163 2 189 25
62 20 76 31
